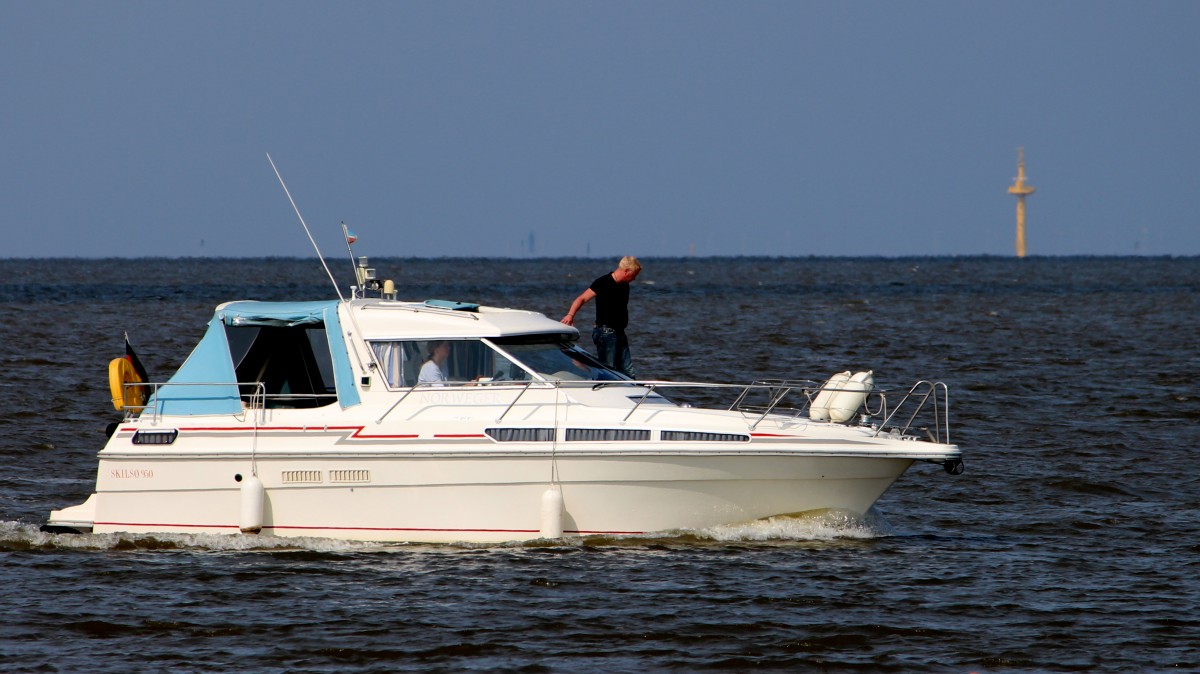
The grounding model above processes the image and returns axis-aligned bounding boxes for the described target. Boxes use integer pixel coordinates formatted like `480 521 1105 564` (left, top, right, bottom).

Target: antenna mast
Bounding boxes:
265 153 345 301
342 222 383 298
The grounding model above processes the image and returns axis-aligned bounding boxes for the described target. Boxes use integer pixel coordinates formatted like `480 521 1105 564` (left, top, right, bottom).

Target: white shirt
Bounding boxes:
418 360 448 385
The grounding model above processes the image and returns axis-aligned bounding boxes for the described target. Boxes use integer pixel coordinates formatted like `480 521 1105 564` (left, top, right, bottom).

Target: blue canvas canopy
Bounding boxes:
153 300 361 415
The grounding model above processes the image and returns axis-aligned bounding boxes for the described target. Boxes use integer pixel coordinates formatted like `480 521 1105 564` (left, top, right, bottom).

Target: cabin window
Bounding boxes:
227 325 338 408
369 339 530 388
490 336 628 382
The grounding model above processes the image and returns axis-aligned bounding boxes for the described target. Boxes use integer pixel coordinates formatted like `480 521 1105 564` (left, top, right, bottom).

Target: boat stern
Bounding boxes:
43 493 97 534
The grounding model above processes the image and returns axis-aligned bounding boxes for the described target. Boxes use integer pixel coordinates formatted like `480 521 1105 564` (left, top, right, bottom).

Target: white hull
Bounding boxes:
53 392 953 543
77 452 914 542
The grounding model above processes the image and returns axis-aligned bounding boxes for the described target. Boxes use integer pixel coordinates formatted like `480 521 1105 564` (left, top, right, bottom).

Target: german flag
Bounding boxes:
124 334 149 384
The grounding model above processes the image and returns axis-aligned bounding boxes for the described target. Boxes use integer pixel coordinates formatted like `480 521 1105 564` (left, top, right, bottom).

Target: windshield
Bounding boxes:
490 336 629 382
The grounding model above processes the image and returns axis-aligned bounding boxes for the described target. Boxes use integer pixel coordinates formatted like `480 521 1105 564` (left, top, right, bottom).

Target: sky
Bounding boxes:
2 1 1198 258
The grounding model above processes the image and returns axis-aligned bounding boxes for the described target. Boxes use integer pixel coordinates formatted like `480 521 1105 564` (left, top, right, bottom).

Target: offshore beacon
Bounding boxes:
1007 147 1036 258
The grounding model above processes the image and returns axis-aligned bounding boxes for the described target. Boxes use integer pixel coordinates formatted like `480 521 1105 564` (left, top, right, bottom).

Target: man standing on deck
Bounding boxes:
561 256 642 377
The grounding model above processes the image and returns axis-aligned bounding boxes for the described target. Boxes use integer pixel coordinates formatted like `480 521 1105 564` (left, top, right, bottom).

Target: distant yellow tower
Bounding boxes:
1007 147 1035 258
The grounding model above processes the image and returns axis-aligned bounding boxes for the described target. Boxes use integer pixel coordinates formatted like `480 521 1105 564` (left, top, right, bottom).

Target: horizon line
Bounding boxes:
3 253 1197 262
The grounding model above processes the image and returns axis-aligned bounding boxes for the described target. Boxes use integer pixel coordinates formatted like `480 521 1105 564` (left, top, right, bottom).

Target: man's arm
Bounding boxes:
561 288 596 326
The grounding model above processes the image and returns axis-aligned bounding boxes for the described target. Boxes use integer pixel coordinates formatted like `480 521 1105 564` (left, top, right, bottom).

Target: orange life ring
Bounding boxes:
108 357 145 410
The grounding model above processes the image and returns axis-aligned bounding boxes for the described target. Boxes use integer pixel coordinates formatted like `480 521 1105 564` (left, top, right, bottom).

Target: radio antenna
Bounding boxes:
342 221 365 293
265 153 345 302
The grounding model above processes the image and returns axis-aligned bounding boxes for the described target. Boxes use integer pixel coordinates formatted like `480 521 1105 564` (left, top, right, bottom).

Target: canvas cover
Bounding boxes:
152 300 360 415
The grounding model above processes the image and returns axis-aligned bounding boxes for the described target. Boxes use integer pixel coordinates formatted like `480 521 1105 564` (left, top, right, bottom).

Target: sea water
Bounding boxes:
1 256 1197 672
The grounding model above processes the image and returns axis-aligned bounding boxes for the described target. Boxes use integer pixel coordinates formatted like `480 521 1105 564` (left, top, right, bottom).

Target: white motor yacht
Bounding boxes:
47 256 964 543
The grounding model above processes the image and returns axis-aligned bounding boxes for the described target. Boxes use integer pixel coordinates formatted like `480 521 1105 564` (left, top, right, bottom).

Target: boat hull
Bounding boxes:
76 451 917 543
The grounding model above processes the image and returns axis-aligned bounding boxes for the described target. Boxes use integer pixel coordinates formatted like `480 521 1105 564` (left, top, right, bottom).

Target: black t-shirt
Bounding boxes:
589 273 630 330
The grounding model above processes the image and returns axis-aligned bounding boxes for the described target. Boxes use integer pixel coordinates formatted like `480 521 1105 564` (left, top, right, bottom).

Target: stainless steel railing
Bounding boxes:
124 375 952 445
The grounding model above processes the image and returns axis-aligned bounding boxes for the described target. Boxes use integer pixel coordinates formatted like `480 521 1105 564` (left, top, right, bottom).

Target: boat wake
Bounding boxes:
2 508 891 553
697 507 893 542
0 520 386 554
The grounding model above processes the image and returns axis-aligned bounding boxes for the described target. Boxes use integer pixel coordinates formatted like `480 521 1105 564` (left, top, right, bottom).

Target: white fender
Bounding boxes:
239 474 265 534
809 371 851 421
828 370 874 423
540 485 564 538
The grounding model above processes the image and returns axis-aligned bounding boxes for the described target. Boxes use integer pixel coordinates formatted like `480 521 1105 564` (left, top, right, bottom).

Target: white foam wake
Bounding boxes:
696 508 893 542
0 520 396 553
2 509 895 552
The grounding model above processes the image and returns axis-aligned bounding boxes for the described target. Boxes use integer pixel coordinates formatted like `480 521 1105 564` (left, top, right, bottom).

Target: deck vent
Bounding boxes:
486 428 555 442
132 429 178 445
282 470 322 484
661 431 750 443
565 428 651 442
330 469 370 484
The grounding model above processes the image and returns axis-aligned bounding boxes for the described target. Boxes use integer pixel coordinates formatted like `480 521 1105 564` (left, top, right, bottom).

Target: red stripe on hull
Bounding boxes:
94 522 644 536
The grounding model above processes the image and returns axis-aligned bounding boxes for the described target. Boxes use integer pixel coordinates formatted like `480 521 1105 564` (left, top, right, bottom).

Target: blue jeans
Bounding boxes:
592 326 634 377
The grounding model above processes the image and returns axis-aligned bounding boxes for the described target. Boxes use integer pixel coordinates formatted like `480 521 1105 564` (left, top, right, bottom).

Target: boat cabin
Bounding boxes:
148 299 626 414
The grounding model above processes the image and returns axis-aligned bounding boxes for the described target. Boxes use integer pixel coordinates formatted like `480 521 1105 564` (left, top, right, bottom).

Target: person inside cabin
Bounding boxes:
561 255 642 377
419 340 451 386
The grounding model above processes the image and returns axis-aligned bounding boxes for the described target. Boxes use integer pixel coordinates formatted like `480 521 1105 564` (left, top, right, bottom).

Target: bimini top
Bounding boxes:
153 300 359 415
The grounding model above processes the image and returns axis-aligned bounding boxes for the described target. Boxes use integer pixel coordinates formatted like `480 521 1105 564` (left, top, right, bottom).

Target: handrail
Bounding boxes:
359 301 481 320
750 384 794 431
871 381 950 444
622 384 660 422
123 381 269 424
126 377 951 444
574 378 949 441
496 379 541 422
374 378 549 424
730 378 819 416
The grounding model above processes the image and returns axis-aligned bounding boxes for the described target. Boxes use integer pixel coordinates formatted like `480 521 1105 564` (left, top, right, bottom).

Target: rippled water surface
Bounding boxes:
2 256 1198 672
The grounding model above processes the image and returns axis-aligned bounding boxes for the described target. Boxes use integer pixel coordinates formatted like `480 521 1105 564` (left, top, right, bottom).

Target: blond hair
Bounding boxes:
618 256 642 273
